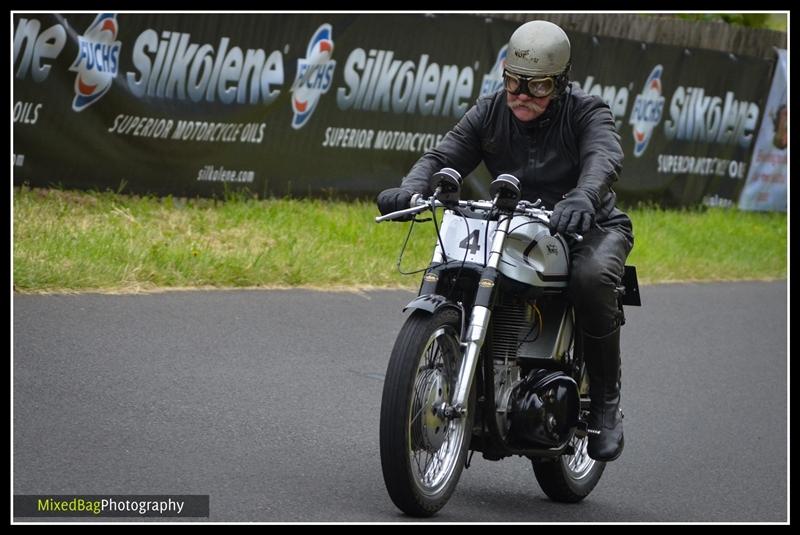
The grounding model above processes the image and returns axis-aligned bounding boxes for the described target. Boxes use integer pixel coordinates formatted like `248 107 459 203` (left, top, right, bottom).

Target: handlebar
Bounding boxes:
375 194 583 242
375 194 549 222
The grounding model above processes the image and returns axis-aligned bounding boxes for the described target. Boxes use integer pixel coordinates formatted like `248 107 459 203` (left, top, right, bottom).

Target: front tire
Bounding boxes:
379 308 473 517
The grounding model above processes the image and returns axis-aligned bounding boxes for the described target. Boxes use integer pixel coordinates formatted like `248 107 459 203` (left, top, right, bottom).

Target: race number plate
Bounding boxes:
439 211 498 265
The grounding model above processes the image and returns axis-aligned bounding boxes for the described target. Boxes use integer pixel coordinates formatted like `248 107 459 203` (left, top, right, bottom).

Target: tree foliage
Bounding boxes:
671 13 786 31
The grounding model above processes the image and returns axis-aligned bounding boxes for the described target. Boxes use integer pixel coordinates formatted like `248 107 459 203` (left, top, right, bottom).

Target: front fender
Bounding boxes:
403 294 461 316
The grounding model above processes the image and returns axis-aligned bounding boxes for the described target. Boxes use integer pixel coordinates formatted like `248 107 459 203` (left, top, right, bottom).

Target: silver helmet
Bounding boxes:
506 20 571 78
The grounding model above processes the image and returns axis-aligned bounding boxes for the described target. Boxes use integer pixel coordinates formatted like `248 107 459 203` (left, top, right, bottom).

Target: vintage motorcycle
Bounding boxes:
376 168 640 517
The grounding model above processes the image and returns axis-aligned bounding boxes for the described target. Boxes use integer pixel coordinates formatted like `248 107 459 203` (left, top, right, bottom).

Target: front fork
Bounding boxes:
445 215 511 418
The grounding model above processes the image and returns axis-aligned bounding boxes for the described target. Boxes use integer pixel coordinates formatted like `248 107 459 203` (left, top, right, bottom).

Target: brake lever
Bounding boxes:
375 201 430 223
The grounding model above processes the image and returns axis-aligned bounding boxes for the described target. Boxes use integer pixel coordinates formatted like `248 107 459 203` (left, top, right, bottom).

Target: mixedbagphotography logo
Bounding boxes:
290 23 336 129
14 494 209 518
69 13 121 112
629 64 666 157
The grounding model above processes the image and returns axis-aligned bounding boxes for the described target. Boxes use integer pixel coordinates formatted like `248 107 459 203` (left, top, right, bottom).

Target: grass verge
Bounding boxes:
13 187 787 293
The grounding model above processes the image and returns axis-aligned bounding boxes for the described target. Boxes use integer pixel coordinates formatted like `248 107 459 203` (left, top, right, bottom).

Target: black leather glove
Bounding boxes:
549 190 595 235
376 187 413 216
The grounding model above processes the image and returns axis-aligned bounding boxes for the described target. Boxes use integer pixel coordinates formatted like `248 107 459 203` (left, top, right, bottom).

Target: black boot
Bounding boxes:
583 328 624 462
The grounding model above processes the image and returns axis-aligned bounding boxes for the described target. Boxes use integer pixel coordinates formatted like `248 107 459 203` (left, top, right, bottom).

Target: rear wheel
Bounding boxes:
532 361 605 502
532 431 605 502
379 308 473 517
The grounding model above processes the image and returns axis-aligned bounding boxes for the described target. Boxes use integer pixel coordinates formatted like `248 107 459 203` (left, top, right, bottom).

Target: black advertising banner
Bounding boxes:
569 34 772 208
13 13 502 199
13 13 774 207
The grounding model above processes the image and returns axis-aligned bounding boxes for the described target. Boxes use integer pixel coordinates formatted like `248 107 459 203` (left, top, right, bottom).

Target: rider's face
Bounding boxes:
506 90 552 122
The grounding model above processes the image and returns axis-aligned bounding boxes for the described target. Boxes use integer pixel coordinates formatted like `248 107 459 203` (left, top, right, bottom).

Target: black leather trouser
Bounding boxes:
566 215 634 337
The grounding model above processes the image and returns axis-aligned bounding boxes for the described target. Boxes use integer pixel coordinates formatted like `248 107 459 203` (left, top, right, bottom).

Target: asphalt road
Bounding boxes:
13 281 788 522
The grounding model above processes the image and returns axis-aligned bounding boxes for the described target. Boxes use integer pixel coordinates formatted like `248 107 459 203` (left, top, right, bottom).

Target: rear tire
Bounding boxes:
379 308 473 517
532 432 605 502
533 334 605 503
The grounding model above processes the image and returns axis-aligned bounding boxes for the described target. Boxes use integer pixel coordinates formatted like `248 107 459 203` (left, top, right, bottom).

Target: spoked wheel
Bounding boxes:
532 363 606 502
380 308 473 517
532 427 605 502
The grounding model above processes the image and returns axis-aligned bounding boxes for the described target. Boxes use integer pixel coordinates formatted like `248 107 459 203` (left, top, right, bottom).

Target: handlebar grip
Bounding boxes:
375 202 430 223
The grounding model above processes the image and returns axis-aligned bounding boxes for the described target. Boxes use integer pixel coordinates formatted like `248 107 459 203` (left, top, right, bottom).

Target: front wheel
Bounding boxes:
379 308 473 517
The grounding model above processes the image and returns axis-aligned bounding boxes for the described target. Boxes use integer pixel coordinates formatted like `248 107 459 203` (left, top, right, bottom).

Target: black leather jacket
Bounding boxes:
401 83 631 232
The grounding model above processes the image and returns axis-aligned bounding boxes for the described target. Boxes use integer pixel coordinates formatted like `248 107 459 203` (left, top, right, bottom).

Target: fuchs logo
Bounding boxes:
629 65 665 157
480 45 507 98
291 23 336 129
69 13 121 112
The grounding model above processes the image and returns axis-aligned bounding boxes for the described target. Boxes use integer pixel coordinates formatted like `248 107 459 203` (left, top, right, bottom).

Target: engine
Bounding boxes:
490 296 579 449
508 369 579 448
494 359 579 449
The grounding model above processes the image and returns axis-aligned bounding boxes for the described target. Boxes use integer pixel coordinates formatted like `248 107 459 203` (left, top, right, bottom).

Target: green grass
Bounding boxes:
624 204 786 282
13 187 787 293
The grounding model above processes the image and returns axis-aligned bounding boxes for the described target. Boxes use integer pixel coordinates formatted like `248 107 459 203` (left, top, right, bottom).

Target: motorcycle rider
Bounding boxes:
376 20 634 462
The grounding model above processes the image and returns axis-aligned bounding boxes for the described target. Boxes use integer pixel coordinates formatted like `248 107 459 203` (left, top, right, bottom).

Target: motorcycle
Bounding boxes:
376 168 640 517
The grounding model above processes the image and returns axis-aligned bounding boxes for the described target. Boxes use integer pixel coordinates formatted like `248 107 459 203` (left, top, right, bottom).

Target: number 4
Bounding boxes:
459 229 481 254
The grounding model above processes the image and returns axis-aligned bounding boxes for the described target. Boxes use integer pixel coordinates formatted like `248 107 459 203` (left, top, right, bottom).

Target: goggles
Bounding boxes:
503 70 556 98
